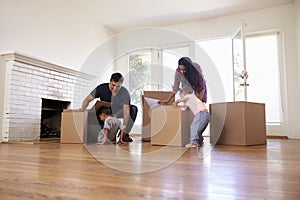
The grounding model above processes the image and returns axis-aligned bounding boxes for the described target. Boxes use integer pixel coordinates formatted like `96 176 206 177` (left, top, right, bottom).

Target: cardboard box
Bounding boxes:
141 91 174 141
151 106 194 146
61 110 87 143
60 101 111 144
209 101 266 145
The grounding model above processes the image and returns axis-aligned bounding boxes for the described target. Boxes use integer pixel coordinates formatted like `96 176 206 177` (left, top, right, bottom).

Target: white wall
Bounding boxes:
296 0 300 94
166 3 300 138
0 0 114 70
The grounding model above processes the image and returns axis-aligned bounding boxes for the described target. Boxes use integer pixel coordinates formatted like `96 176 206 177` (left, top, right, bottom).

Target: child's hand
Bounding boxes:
172 101 178 106
97 140 106 145
98 134 107 145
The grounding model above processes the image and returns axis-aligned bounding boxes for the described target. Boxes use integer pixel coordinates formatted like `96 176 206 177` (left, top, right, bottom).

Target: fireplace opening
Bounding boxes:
40 98 70 139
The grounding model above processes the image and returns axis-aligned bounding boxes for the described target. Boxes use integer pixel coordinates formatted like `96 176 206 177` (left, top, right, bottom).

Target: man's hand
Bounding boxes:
158 100 169 105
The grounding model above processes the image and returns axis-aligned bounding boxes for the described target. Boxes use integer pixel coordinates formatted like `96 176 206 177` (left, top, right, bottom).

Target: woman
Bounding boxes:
160 57 207 105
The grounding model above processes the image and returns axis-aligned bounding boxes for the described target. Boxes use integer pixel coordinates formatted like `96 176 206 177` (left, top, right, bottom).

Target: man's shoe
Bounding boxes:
122 134 133 142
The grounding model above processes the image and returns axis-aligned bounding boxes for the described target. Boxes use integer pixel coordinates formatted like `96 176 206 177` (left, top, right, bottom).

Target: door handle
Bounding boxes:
240 83 249 86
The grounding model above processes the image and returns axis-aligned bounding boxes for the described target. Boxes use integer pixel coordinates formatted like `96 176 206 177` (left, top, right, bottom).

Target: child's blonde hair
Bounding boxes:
180 86 193 96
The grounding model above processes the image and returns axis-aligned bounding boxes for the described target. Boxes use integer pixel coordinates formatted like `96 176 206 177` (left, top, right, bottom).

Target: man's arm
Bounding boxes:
118 130 126 143
122 104 130 131
81 94 95 110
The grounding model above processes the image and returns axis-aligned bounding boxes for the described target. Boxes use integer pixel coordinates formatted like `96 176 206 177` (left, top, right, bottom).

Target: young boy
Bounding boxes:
97 107 126 145
173 86 210 147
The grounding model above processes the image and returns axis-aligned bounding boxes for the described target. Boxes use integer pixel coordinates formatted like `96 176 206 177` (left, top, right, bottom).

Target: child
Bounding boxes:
97 107 126 145
173 86 210 147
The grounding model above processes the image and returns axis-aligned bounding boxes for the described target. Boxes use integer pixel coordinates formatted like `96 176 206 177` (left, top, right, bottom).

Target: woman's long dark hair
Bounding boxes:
177 57 202 94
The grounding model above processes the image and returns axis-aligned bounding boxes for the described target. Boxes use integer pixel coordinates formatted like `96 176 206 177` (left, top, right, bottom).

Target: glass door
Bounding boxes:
232 22 248 101
232 23 285 134
245 33 285 133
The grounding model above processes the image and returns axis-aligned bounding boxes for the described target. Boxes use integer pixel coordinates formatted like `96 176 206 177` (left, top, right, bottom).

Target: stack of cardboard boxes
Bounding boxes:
61 92 267 147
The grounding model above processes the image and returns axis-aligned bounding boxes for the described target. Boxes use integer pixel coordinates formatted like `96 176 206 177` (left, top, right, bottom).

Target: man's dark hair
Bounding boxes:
110 73 124 83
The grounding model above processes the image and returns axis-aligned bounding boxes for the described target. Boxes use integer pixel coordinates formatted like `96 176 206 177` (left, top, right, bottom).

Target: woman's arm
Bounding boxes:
159 91 176 105
195 88 205 101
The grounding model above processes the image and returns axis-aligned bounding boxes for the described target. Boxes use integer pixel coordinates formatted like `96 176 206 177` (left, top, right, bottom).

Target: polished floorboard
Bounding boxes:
1 137 300 200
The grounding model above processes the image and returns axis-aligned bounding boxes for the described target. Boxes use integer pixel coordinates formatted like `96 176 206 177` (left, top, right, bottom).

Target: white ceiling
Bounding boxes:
74 0 294 32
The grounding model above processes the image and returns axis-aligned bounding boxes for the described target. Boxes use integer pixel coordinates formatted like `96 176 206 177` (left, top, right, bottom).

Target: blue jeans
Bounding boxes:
190 111 210 144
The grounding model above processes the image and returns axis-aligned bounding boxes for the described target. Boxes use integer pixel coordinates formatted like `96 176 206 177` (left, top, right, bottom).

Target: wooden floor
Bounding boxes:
1 137 300 200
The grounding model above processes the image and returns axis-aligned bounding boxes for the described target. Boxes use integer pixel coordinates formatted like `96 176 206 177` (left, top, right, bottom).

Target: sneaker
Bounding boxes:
185 143 199 148
122 134 133 142
185 141 204 147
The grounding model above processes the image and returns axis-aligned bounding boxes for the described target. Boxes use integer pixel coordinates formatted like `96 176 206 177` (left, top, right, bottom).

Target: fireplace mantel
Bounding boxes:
1 51 95 80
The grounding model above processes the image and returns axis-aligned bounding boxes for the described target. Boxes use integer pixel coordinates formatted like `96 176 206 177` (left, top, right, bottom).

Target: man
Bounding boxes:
81 73 137 142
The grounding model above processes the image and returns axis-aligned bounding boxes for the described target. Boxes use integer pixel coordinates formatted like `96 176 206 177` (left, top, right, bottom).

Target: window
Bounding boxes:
127 51 151 133
197 33 282 124
246 33 282 123
197 38 233 103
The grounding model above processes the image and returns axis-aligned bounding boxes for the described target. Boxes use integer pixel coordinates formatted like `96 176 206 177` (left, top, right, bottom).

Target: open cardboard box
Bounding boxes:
60 101 111 144
141 91 175 142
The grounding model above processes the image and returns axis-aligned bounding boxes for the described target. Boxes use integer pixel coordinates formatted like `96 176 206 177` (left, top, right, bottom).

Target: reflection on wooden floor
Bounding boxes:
1 137 300 199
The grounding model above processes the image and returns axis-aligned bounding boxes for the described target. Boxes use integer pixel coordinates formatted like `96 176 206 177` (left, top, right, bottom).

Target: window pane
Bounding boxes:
197 38 233 103
162 47 189 91
246 34 282 123
128 51 151 131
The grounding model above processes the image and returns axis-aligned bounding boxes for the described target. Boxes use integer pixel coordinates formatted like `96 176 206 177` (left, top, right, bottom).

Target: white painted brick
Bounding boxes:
44 73 55 79
17 86 30 92
54 83 63 89
48 87 58 92
50 71 59 76
25 73 35 79
14 61 27 68
3 57 95 142
18 67 33 74
67 82 75 87
32 70 43 76
60 73 69 78
68 75 76 80
39 68 50 73
16 104 29 110
54 75 64 81
49 79 59 83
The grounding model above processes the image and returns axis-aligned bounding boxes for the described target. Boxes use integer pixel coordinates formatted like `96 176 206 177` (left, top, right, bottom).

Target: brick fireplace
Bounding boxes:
0 52 96 142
